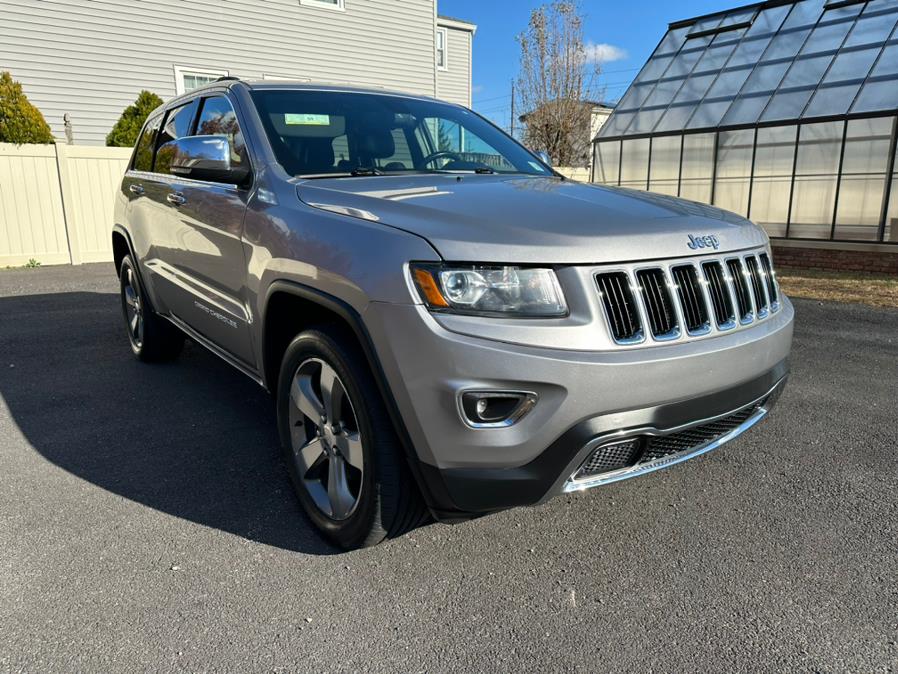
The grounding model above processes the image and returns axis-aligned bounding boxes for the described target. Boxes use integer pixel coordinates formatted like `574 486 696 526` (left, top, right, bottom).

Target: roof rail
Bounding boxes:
215 76 241 83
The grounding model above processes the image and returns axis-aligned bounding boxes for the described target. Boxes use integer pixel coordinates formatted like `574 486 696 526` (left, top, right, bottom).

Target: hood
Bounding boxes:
296 174 767 264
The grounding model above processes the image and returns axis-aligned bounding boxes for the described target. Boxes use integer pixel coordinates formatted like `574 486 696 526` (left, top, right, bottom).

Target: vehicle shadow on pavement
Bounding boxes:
0 291 341 555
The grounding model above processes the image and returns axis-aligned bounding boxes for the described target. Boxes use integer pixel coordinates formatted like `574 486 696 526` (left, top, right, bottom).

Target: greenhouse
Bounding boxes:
592 0 898 245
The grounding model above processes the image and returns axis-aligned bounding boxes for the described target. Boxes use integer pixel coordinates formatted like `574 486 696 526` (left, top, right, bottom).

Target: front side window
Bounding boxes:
196 96 247 168
250 90 553 178
132 113 162 172
155 100 199 175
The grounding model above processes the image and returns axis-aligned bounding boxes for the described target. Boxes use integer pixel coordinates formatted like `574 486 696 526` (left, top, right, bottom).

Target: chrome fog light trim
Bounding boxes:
457 390 538 429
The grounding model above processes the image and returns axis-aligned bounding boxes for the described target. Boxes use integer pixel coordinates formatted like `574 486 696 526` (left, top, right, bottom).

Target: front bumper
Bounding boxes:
364 297 794 518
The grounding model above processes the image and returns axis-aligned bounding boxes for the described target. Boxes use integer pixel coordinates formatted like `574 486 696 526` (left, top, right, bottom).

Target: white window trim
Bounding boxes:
173 66 229 95
436 27 448 71
299 0 345 11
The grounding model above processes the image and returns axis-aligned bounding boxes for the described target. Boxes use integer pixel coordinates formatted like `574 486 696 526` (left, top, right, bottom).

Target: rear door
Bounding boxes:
149 94 256 367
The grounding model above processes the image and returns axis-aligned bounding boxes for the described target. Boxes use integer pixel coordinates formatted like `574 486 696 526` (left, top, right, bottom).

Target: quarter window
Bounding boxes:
196 96 247 168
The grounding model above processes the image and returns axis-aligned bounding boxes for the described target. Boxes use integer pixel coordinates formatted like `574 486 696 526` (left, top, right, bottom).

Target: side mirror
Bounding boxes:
158 135 250 185
535 151 552 167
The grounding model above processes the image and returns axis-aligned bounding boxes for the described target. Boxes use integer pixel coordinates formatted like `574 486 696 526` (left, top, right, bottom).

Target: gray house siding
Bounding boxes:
436 22 473 108
1 0 472 145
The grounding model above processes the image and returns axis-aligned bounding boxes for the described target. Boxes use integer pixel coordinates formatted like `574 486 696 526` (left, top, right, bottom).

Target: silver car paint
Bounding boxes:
113 81 793 499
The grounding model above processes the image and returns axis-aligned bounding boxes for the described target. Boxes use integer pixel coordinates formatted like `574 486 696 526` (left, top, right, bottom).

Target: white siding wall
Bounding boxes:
437 26 472 107
0 0 440 145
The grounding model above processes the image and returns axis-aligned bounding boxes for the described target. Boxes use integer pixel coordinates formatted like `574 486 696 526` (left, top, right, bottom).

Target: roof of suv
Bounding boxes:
190 78 444 103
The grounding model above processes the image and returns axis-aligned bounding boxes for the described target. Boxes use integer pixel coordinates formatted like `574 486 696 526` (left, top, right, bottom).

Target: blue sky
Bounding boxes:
440 0 729 129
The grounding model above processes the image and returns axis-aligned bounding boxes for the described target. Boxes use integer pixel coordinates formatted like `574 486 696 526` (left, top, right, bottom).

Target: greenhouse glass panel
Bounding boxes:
750 126 798 236
594 140 621 185
620 138 650 189
680 133 716 203
714 129 754 216
649 135 682 195
851 76 898 113
843 13 898 48
789 121 843 238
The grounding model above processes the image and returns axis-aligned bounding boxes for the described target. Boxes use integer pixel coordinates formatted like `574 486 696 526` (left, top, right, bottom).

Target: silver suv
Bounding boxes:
113 80 793 549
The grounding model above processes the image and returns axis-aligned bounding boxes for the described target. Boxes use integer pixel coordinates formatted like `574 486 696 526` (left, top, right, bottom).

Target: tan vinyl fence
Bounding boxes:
0 142 131 267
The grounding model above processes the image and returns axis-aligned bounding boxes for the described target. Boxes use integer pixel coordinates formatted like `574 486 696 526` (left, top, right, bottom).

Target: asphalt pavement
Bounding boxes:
1 263 896 673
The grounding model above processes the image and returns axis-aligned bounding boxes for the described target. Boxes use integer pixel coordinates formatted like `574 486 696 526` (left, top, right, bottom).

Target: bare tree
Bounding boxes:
516 1 601 167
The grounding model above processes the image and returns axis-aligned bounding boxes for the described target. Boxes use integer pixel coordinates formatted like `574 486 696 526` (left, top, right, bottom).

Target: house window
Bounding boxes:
174 66 229 95
299 0 345 10
436 28 448 70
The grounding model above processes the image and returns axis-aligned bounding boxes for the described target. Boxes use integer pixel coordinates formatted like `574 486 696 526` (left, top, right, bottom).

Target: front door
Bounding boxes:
143 94 256 368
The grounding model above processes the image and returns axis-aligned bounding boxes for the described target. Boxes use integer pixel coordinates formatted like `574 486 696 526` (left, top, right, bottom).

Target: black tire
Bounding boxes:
119 255 184 362
277 326 427 549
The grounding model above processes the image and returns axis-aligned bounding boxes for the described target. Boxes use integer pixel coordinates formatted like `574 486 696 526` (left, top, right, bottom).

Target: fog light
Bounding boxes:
459 390 537 428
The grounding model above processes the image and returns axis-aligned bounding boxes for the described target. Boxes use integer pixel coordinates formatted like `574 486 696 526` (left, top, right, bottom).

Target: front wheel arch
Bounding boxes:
260 281 454 519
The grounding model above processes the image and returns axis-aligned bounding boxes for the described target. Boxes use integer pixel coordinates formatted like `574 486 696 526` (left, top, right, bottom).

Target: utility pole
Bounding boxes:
510 81 516 139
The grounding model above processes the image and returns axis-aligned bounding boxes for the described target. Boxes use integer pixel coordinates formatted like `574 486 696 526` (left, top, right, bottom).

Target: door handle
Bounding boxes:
166 192 187 206
129 184 145 196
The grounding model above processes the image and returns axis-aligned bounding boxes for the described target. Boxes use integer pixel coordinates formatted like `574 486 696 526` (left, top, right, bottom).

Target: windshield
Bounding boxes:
250 89 553 178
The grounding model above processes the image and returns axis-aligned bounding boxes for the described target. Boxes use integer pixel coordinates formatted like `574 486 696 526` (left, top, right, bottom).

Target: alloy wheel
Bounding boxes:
288 358 365 521
122 266 143 348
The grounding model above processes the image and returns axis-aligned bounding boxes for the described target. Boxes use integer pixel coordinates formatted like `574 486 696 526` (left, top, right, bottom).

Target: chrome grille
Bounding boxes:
745 256 769 317
672 265 710 334
702 261 736 329
595 250 780 346
759 253 779 307
635 268 678 339
596 272 643 344
727 258 753 322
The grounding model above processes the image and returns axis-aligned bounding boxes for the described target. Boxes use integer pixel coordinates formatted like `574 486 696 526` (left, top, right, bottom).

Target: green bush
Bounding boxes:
106 90 163 147
0 71 55 144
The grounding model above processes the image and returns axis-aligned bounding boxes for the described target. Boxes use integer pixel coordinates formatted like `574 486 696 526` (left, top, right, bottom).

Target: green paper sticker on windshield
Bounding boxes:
285 113 331 126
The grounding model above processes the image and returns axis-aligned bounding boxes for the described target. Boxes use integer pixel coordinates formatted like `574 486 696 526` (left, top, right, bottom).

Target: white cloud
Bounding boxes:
583 42 628 64
472 84 485 94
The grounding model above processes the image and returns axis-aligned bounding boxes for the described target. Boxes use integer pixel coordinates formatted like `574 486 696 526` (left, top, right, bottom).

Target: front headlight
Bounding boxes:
410 263 568 317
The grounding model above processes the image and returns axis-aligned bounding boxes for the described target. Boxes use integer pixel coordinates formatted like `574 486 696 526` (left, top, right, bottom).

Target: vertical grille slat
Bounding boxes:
702 261 735 328
759 253 779 307
726 258 753 322
672 265 709 334
635 268 678 338
596 272 642 343
745 256 769 315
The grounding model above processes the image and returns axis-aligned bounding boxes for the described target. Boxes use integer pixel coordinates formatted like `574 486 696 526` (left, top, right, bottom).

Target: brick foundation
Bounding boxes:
771 244 898 275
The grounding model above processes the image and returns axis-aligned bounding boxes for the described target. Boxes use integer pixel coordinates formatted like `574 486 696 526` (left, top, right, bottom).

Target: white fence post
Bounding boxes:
54 142 83 265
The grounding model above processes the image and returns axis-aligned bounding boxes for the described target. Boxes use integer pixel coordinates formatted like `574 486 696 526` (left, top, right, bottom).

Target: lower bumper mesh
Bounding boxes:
572 402 762 481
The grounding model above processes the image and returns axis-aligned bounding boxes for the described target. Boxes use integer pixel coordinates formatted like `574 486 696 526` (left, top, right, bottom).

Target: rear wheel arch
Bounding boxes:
111 228 132 275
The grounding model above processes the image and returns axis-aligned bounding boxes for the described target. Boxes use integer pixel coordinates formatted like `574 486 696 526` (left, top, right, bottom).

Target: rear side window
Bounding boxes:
195 96 246 167
132 114 161 172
